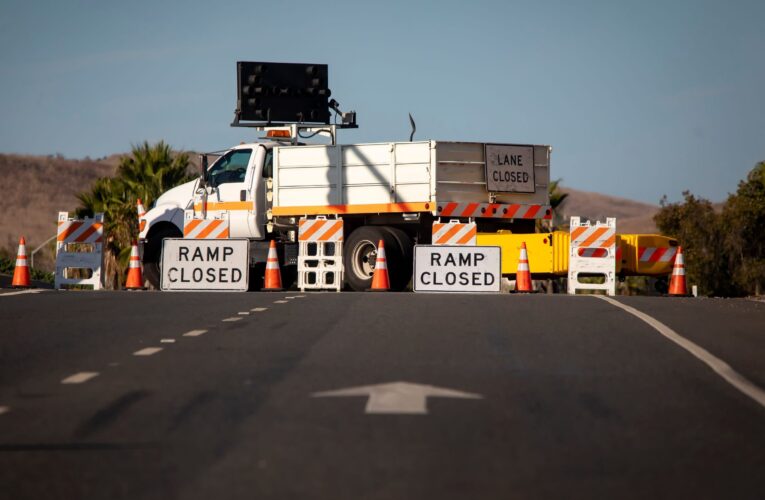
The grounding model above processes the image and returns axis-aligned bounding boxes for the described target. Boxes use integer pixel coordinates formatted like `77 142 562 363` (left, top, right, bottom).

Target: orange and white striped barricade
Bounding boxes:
567 216 617 296
55 211 105 290
297 216 343 292
183 210 230 239
431 220 477 246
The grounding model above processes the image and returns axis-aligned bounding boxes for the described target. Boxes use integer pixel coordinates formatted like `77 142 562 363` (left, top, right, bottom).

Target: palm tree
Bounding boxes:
77 141 192 288
549 179 569 229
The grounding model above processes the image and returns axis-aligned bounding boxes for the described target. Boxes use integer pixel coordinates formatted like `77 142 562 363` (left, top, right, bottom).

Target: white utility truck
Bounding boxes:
138 129 552 290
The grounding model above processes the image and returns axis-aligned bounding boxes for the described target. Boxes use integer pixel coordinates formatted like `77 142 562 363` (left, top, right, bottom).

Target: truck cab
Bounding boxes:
139 141 279 287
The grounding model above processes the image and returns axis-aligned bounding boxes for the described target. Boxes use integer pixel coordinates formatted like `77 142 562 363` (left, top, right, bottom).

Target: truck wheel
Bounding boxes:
143 224 182 289
382 227 414 290
344 226 403 291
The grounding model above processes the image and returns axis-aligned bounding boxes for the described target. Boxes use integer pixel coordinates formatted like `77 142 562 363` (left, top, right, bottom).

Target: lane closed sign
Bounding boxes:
161 238 249 291
414 245 501 293
485 144 535 193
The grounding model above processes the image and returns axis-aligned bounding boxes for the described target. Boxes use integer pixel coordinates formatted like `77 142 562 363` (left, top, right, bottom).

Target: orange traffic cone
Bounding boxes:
262 240 283 291
125 241 144 290
668 246 688 296
369 239 390 292
136 199 147 219
513 242 533 293
11 237 31 288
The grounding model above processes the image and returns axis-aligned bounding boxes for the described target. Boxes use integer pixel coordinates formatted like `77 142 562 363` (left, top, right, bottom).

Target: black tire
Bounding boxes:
143 224 182 289
381 226 414 291
248 263 265 291
344 226 405 291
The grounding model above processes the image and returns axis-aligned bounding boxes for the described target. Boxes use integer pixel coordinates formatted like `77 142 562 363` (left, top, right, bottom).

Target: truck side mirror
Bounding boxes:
199 154 208 186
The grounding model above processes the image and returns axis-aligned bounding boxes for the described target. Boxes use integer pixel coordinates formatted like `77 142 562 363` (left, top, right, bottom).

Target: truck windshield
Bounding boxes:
208 149 252 187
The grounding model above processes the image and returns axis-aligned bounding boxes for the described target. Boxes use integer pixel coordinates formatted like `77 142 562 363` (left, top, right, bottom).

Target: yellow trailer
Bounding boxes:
477 231 678 277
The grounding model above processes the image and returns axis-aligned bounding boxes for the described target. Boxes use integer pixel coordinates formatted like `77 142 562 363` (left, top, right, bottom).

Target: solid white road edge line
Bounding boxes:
596 295 765 409
61 372 99 384
183 329 207 337
0 289 43 297
134 347 163 356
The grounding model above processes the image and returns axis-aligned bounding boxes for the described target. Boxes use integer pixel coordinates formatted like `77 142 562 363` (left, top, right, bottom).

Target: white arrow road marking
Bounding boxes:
312 381 483 414
596 295 765 409
61 372 99 384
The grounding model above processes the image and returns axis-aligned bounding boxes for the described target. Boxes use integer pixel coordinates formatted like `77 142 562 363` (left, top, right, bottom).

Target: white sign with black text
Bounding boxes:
161 238 249 291
414 245 501 293
485 144 535 193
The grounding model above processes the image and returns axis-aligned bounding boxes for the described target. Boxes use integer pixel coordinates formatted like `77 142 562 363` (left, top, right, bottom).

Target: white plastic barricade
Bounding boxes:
431 220 477 245
297 216 343 292
55 212 105 290
183 210 230 239
567 216 617 296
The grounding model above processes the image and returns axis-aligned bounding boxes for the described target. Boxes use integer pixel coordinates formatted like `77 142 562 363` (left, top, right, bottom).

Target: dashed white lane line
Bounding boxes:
274 300 289 304
160 339 176 343
238 311 250 315
134 347 163 356
183 329 207 337
0 289 43 297
62 372 99 384
0 406 9 416
285 296 296 299
222 317 243 322
295 295 306 298
597 295 765 409
251 307 268 312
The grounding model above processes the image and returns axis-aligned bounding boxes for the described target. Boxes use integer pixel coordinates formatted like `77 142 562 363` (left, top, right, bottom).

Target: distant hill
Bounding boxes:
0 154 117 258
558 187 659 233
0 153 662 266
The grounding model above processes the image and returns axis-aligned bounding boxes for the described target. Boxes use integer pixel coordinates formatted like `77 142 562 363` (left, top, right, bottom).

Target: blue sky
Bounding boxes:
1 0 763 204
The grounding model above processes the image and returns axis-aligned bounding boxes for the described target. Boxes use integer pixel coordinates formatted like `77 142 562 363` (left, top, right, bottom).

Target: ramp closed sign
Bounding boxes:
161 239 249 291
414 245 501 293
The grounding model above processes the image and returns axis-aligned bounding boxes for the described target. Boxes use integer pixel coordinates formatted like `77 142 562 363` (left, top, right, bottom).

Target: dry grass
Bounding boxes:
0 154 117 268
559 186 659 233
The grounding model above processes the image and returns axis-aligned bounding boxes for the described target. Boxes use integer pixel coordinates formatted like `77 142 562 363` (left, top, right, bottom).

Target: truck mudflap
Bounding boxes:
476 231 678 277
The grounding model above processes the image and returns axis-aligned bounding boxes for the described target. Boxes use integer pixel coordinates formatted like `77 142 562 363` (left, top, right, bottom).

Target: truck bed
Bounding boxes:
271 141 551 219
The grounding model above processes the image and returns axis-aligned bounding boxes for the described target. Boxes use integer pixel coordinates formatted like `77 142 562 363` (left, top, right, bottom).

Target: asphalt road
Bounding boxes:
0 289 763 499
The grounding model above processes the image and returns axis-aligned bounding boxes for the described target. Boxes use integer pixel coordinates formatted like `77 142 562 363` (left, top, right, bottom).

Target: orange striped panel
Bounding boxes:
74 223 100 243
184 219 203 237
300 219 326 241
456 226 477 244
57 221 83 241
196 220 223 239
570 226 588 241
435 223 464 245
579 227 609 248
318 221 343 241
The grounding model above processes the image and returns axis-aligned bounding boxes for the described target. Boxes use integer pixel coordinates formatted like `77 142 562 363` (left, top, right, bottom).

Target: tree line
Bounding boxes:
654 161 765 296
